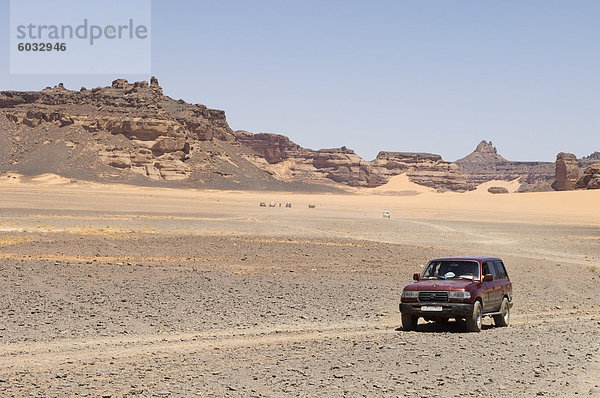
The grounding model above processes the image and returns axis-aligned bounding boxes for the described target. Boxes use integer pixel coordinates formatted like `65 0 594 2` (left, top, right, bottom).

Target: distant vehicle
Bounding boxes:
259 202 267 207
285 202 292 208
400 257 512 332
383 210 391 218
308 204 316 208
269 202 276 207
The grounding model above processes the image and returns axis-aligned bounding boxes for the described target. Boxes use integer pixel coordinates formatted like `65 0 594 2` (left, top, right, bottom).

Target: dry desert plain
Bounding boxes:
0 174 599 397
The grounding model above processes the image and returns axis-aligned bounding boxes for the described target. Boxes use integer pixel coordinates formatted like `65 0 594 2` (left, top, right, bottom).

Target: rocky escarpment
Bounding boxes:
456 141 555 192
0 78 335 191
235 131 473 191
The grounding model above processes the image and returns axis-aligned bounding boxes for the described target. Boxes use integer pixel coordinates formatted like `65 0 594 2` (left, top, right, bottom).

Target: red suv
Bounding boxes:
399 257 513 332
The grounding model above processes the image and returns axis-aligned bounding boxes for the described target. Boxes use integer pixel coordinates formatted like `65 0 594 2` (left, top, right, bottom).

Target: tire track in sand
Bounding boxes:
0 308 599 373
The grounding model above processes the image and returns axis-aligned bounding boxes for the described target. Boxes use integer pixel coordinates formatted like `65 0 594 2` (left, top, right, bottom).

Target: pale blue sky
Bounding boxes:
1 0 599 161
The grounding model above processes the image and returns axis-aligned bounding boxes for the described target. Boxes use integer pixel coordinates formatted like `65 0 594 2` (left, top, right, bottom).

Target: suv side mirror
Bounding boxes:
413 273 420 281
483 273 493 282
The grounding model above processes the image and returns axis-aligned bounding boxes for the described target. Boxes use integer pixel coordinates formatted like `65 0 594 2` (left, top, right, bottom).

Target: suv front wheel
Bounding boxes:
466 301 482 332
402 314 418 331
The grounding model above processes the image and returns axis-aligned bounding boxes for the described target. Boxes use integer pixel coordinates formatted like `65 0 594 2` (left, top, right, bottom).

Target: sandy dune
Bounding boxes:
365 173 435 194
472 178 522 193
0 176 599 396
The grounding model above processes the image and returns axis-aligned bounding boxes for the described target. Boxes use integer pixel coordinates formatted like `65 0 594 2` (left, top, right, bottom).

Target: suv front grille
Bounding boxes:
419 291 448 302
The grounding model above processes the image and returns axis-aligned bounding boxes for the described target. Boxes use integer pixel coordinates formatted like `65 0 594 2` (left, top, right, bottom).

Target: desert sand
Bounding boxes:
0 174 599 397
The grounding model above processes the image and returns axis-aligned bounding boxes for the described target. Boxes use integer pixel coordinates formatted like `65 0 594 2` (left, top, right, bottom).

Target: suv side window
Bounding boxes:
482 261 496 277
494 261 508 279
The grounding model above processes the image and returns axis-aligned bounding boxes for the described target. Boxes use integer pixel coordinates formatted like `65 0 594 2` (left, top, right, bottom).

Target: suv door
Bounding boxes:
481 261 496 312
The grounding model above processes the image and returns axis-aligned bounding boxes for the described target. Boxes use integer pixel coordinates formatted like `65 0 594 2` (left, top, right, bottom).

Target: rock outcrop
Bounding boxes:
235 131 473 191
551 152 580 191
576 163 600 189
456 140 555 192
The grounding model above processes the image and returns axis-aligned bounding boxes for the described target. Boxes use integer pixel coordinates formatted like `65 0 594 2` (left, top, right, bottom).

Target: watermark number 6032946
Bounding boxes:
17 43 67 52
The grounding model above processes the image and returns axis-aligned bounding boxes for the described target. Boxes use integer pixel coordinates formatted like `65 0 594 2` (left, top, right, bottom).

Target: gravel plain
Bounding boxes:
0 184 599 397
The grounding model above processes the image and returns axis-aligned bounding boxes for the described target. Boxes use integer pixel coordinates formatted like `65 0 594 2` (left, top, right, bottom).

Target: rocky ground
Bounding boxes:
0 185 599 397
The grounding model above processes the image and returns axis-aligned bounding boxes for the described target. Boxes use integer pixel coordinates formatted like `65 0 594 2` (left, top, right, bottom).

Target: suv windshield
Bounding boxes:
422 260 480 280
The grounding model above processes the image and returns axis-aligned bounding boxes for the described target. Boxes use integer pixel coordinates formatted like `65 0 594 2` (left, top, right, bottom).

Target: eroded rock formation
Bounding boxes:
551 152 579 191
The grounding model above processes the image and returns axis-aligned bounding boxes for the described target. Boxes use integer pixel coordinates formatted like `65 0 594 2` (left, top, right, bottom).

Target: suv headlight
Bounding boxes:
448 291 471 300
402 290 419 299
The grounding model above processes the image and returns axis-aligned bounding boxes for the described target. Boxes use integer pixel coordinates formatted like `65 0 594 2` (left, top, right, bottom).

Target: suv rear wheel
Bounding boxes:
466 301 482 332
401 314 418 331
493 297 510 327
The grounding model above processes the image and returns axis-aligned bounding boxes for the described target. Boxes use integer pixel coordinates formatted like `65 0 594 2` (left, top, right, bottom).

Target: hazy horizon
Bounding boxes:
1 0 599 162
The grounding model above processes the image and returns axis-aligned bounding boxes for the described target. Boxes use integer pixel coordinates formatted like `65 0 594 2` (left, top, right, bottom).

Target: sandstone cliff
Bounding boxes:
235 131 473 191
456 141 555 192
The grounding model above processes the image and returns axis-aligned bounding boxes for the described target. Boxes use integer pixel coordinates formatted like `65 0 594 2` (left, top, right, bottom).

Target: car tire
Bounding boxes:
465 301 482 332
401 314 418 331
493 297 510 327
